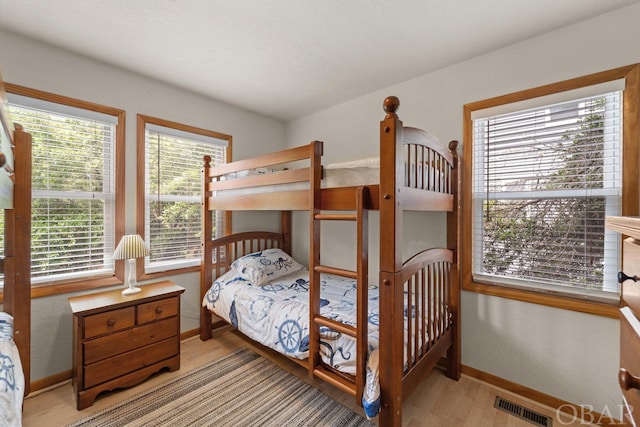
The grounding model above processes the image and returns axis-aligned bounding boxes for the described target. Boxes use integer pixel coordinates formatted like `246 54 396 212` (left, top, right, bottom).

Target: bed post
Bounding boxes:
200 155 213 341
308 140 323 377
378 96 404 426
3 124 32 396
446 140 461 380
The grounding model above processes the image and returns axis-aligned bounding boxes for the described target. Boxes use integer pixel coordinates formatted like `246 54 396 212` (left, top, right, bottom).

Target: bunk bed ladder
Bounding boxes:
308 186 369 402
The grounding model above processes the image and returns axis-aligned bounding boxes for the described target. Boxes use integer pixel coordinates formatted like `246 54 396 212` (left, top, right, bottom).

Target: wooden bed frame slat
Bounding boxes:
403 126 454 164
209 167 311 191
207 143 318 177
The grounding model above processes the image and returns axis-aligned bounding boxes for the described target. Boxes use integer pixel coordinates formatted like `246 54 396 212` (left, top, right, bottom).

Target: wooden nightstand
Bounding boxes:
68 281 185 410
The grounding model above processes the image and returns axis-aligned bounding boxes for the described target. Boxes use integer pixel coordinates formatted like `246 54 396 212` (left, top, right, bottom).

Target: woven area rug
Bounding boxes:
67 348 374 427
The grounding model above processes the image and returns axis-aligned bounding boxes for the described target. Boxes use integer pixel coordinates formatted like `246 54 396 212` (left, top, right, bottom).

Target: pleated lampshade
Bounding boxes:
112 234 150 260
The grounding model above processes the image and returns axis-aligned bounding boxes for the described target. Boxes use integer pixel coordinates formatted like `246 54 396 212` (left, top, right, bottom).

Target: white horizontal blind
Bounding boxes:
472 90 621 299
7 103 116 283
145 126 227 273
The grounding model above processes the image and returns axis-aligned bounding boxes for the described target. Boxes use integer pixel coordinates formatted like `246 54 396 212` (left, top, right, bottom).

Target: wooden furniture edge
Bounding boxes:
76 356 180 410
606 216 640 240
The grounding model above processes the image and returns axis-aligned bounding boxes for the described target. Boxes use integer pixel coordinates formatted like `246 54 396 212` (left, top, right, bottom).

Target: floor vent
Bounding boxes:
494 396 553 427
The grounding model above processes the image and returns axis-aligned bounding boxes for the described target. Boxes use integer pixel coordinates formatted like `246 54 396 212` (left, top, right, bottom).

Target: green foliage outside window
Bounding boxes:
3 104 115 282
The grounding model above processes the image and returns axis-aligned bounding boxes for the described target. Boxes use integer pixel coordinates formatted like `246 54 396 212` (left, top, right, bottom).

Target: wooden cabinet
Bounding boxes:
68 281 185 410
606 216 640 425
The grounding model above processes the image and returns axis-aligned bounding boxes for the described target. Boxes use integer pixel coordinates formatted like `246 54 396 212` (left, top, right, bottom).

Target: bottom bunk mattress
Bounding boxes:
203 264 381 375
202 248 382 417
0 312 24 427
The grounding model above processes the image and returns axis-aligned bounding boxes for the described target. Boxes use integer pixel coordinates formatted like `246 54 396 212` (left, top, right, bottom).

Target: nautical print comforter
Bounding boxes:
203 267 382 417
203 268 380 374
0 312 24 427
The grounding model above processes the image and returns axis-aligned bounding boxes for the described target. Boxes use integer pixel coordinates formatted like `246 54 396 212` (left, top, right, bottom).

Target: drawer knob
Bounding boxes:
106 318 116 327
619 368 640 390
618 271 638 284
155 307 163 315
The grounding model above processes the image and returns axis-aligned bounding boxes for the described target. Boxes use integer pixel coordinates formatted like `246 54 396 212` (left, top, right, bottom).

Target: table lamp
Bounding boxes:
113 234 150 295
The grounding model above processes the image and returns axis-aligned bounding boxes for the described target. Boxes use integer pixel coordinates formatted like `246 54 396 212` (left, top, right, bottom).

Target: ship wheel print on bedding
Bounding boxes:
0 354 16 393
240 294 274 322
274 299 329 354
205 276 247 308
276 316 308 353
261 282 286 292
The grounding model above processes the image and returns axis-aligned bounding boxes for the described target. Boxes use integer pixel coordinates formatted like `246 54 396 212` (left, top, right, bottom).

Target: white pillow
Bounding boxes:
231 248 304 286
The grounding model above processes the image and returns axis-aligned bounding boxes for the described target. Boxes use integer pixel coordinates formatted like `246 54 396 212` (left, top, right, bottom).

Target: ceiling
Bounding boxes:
0 0 638 121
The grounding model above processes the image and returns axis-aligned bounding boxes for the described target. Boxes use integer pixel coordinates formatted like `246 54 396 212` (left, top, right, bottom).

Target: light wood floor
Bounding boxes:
23 327 595 426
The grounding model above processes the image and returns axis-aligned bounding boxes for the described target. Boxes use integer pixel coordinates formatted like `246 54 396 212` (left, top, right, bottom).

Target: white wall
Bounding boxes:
285 3 640 415
0 30 286 382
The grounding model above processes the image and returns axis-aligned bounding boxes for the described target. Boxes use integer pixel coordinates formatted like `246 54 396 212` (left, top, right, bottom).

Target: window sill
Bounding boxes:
140 265 200 282
0 275 122 302
463 281 621 319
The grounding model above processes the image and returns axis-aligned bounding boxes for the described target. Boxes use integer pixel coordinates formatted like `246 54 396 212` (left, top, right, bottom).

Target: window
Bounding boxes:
473 89 621 298
463 65 640 312
4 86 124 288
138 115 230 277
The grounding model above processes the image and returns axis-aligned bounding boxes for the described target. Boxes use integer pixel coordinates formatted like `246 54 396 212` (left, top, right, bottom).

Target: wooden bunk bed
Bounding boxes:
0 72 32 425
200 96 460 426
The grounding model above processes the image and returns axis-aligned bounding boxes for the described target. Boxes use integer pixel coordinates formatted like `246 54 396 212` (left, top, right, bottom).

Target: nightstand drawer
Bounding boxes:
84 338 178 388
84 307 135 339
138 296 178 324
84 317 178 364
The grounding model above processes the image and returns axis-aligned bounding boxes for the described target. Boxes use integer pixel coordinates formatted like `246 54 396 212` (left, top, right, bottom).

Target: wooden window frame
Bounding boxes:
136 114 232 282
461 64 640 318
3 83 126 298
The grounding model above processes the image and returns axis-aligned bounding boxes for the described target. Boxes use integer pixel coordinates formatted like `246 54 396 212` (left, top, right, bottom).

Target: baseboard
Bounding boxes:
462 364 626 427
29 369 72 396
180 328 199 340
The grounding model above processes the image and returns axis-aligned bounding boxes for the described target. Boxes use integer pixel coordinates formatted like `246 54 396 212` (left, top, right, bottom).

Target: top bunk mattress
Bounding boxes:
213 155 446 196
218 157 380 196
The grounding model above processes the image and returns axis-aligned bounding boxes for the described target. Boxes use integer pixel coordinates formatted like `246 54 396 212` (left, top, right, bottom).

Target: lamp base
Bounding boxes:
122 258 142 296
122 285 142 296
